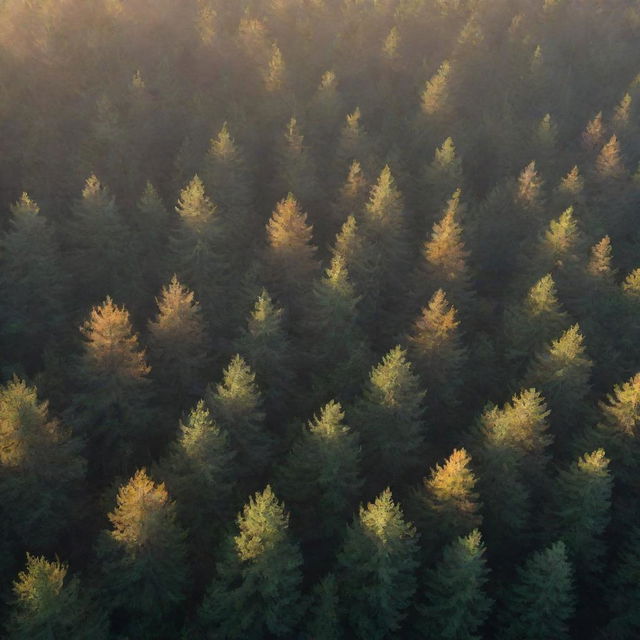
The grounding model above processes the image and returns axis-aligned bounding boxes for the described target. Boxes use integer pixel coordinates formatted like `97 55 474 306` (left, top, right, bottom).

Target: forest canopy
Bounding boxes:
1 0 640 638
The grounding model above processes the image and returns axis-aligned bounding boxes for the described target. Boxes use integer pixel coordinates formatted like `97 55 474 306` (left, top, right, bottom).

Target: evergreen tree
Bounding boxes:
596 134 626 180
65 175 131 307
307 71 344 163
69 297 152 475
5 554 106 640
264 193 319 317
422 138 464 217
551 449 612 575
277 401 362 543
414 189 473 313
159 400 235 549
148 275 209 408
407 289 468 414
336 107 376 181
206 355 273 487
170 175 226 327
524 324 592 434
582 112 606 152
332 160 369 227
0 193 67 369
351 346 426 489
305 574 342 640
415 530 493 640
410 449 482 556
421 60 451 118
497 541 575 640
0 378 84 554
304 254 372 403
233 289 293 416
503 274 570 369
198 486 304 639
606 528 640 639
338 489 419 640
587 235 616 282
97 469 188 638
554 166 585 209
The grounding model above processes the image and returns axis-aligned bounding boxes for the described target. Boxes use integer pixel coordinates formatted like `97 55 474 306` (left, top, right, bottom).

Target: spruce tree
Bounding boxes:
335 107 376 182
264 193 319 317
233 289 294 416
205 355 273 487
158 400 235 549
170 175 226 327
515 161 544 211
596 134 625 180
69 297 152 475
554 165 585 209
351 346 426 489
276 401 362 543
307 70 344 163
415 530 493 640
0 378 85 554
332 160 369 227
304 254 372 404
551 449 612 575
422 138 464 216
65 175 131 307
97 469 188 638
338 489 419 640
410 448 482 556
414 189 473 313
198 486 304 639
582 112 606 152
407 289 468 414
606 528 640 639
524 324 592 434
497 541 575 640
421 60 451 118
147 275 209 408
5 554 107 640
0 193 67 369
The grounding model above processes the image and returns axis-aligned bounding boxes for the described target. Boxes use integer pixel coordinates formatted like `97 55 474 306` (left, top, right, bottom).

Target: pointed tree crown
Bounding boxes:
421 60 451 116
175 175 216 228
596 134 625 179
368 346 425 410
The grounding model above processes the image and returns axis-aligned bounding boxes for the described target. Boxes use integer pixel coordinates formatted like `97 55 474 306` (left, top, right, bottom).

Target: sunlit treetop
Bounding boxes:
582 111 606 152
421 59 450 116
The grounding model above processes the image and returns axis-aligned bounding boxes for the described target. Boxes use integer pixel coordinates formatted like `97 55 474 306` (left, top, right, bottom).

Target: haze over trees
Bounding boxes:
1 0 640 637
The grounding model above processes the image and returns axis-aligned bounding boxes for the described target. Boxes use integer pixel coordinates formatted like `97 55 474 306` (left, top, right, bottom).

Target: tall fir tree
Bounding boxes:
68 297 152 476
147 275 209 409
332 160 369 228
351 346 426 489
421 60 451 119
198 486 304 639
606 528 640 639
305 574 342 640
5 554 106 640
276 401 362 544
0 378 85 557
205 355 274 488
497 541 575 640
0 193 67 370
97 469 188 638
414 530 493 640
338 489 419 640
422 138 464 218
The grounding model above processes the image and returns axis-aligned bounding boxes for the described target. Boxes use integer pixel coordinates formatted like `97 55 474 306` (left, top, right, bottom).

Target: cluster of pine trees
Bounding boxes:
2 0 640 637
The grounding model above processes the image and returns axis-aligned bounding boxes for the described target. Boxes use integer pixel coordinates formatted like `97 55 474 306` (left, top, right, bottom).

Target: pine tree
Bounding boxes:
264 43 288 94
423 138 464 216
205 355 273 487
148 275 209 408
497 542 575 640
524 324 592 434
65 175 132 307
338 489 419 640
414 189 473 313
503 274 570 368
307 70 345 165
0 193 67 369
5 554 107 640
0 378 85 554
170 175 226 326
97 469 188 637
336 107 376 181
410 448 482 556
304 254 372 403
264 193 319 316
516 161 544 211
198 486 304 639
551 449 612 575
130 182 170 297
351 346 426 489
277 401 362 543
415 530 493 640
555 166 585 208
407 289 468 413
587 235 616 282
69 297 152 474
233 289 294 415
582 112 606 152
305 574 342 640
159 400 235 549
421 60 451 117
332 160 369 226
596 134 625 180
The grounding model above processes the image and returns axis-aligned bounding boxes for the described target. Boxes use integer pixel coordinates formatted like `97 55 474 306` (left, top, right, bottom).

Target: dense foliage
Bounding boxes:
1 0 640 637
